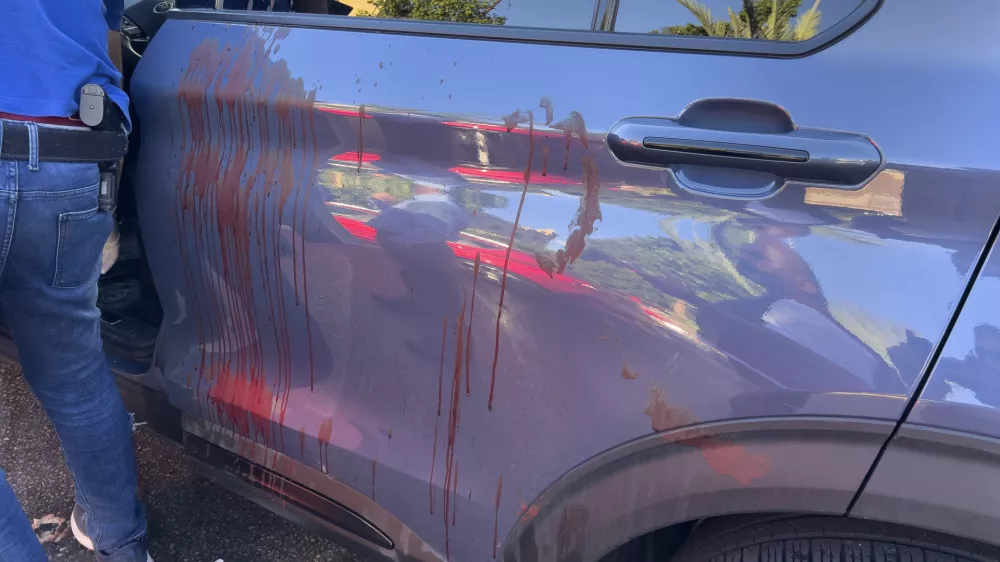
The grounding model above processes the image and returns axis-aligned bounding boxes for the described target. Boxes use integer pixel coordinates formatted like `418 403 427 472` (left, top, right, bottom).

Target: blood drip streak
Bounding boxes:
443 296 467 561
489 111 533 411
357 104 365 173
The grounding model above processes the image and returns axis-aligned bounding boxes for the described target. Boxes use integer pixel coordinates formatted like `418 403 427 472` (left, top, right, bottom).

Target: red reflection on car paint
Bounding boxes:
331 151 381 163
331 215 596 294
449 165 576 185
333 216 378 242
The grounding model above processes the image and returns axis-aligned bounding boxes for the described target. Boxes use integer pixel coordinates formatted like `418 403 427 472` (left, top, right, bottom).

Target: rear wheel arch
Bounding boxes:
500 416 895 562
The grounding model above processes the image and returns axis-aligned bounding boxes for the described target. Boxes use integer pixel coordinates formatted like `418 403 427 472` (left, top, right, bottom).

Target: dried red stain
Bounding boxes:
556 155 602 274
442 295 467 560
539 96 554 126
621 363 639 380
176 27 319 452
318 418 333 473
688 437 772 486
644 384 699 432
357 104 365 173
552 111 589 149
645 384 771 485
490 109 535 411
534 251 556 278
518 500 541 524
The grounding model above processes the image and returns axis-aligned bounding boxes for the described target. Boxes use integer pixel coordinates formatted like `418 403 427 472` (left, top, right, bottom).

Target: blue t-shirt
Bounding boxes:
0 0 130 130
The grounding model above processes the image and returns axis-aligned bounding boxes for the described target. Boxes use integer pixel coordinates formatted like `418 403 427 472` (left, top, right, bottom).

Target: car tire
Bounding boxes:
672 516 1000 562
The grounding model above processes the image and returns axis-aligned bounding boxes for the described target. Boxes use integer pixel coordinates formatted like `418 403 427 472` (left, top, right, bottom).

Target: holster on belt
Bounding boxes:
0 84 128 212
81 84 126 212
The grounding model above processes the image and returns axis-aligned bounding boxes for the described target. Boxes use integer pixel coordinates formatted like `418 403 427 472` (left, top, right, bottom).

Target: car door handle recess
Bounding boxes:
607 101 882 193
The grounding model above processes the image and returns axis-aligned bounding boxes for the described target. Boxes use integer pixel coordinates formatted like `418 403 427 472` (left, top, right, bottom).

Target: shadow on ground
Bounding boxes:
0 361 365 562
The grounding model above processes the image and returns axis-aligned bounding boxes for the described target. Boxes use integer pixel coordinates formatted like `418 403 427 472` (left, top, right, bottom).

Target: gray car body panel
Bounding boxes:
852 238 1000 547
128 0 1000 558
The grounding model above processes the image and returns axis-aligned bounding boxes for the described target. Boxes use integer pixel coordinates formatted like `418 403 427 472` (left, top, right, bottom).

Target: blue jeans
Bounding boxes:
0 126 147 561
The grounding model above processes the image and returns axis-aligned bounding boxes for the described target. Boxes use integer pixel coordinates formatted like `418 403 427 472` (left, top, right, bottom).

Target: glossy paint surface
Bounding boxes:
908 241 1000 436
130 0 1000 559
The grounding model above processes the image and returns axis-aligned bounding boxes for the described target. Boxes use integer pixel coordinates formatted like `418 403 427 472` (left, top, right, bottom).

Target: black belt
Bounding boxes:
0 120 128 163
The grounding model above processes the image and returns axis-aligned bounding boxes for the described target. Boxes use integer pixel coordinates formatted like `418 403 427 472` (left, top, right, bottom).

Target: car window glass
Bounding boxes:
613 0 864 41
344 0 596 29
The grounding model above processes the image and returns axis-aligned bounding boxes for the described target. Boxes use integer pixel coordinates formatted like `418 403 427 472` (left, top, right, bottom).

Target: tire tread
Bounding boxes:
674 518 1000 562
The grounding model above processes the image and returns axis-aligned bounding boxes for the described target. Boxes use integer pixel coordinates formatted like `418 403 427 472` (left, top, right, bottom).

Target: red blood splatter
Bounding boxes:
357 104 365 173
562 128 570 171
556 155 602 274
644 384 771 485
489 109 534 412
553 111 589 149
175 27 320 454
621 363 638 380
518 500 541 524
534 251 556 278
442 295 467 560
688 437 772 486
539 96 554 126
318 418 333 474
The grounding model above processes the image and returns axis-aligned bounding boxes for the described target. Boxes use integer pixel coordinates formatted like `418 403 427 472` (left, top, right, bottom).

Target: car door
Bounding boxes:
850 237 1000 547
128 0 1000 560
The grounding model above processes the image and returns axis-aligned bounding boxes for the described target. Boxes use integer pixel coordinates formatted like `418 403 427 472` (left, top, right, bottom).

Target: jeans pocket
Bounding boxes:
53 206 112 289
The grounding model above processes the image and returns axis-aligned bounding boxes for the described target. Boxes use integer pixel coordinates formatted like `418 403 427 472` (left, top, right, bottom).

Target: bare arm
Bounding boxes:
104 0 125 77
108 31 123 76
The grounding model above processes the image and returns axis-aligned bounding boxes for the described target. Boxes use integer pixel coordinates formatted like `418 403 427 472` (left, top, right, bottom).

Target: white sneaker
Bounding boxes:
69 505 94 551
70 505 154 561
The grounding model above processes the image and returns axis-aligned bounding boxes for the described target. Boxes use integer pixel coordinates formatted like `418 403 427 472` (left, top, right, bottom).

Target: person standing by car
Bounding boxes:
0 1 150 561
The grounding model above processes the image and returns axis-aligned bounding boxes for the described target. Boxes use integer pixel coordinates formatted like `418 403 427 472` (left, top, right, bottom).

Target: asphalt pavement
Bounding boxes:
0 361 366 562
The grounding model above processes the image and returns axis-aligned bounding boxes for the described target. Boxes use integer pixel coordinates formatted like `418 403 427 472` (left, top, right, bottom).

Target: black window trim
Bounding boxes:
168 0 882 58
